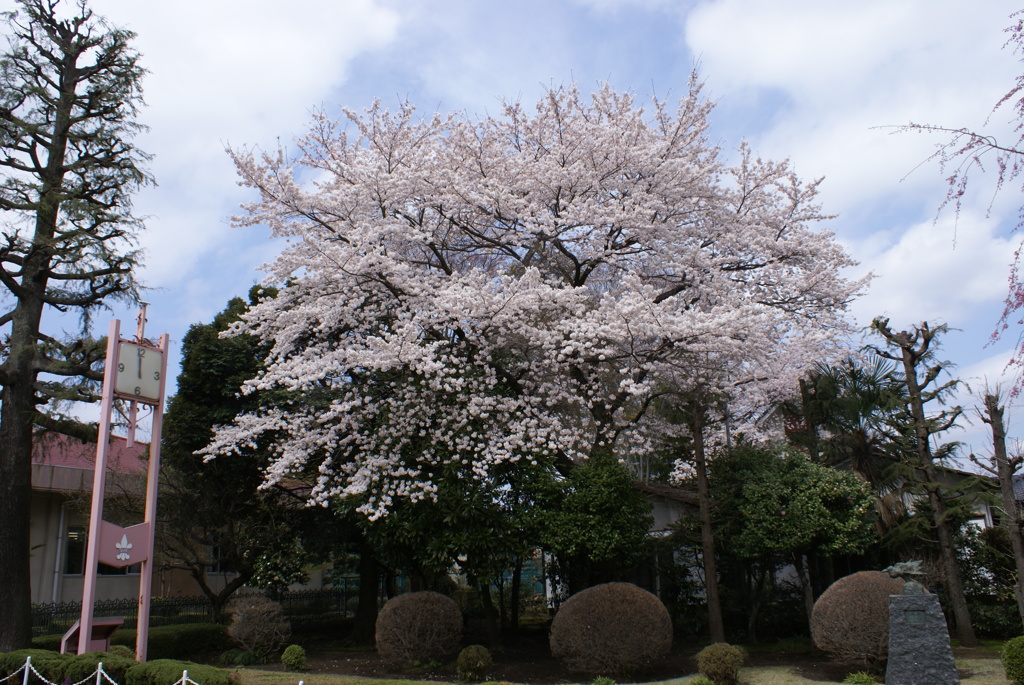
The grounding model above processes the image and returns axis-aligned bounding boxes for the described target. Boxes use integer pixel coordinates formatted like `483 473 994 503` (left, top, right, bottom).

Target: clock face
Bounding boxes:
114 342 164 402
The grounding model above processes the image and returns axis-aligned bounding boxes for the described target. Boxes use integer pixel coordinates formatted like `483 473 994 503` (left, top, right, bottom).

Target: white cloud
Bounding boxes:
688 0 1020 217
847 210 1015 328
78 0 401 290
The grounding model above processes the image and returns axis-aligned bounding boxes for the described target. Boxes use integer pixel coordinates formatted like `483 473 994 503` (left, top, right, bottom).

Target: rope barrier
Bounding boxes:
4 657 229 685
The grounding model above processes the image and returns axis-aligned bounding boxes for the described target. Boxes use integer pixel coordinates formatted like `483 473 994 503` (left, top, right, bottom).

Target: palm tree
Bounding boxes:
785 357 908 534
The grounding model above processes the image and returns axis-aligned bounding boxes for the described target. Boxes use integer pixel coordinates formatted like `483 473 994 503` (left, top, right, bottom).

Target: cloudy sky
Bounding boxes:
4 0 1022 459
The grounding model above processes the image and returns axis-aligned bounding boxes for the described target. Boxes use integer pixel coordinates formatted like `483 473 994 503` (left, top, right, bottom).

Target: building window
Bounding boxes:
64 526 87 575
206 547 235 574
63 526 139 575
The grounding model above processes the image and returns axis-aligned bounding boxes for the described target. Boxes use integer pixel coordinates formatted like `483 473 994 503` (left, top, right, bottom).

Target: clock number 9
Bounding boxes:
118 363 125 372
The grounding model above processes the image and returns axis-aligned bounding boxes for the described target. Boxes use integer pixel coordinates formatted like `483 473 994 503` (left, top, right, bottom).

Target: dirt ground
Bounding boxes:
264 639 1000 684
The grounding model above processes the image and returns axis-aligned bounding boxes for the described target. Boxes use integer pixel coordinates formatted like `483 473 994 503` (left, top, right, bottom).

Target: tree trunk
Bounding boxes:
0 266 51 650
689 401 725 643
190 563 249 623
508 556 522 640
479 582 501 648
982 394 1024 628
794 553 815 631
0 373 37 650
353 548 380 645
747 562 768 644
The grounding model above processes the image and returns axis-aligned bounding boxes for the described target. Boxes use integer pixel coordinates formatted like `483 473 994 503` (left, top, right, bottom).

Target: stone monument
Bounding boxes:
884 561 960 685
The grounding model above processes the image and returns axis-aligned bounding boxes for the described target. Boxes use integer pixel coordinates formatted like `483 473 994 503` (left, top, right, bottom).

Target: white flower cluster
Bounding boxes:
204 82 866 518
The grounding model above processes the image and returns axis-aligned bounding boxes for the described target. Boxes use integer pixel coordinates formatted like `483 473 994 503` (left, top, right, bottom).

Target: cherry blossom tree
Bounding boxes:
206 81 865 638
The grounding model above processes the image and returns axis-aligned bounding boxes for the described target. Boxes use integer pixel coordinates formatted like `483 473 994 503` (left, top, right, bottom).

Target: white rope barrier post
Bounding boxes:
95 663 103 685
21 657 30 685
181 670 188 685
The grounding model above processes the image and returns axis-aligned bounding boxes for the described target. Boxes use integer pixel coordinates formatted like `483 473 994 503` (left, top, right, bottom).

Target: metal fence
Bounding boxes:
31 579 360 637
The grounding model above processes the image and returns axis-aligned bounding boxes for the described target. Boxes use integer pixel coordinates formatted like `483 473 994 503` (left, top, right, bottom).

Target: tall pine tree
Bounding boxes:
0 0 151 649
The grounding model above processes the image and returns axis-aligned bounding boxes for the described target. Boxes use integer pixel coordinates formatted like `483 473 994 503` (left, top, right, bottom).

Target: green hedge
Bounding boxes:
0 649 228 685
125 659 229 685
29 635 62 651
109 624 231 660
0 649 134 684
64 652 138 684
0 649 72 680
30 623 230 662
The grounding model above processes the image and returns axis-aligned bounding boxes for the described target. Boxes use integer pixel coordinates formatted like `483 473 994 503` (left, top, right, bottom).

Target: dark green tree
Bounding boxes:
704 444 876 641
0 0 151 649
732 447 876 629
537 452 653 596
160 290 334 621
359 458 543 646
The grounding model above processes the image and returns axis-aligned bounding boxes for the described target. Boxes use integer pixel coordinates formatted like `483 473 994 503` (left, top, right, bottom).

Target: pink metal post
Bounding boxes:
135 332 169 661
71 311 169 661
77 320 121 655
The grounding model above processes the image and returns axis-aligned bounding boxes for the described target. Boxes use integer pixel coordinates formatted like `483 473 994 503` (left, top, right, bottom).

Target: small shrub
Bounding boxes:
107 644 136 660
65 652 137 684
375 591 463 665
591 677 615 685
227 596 291 658
843 672 878 684
125 659 229 685
457 645 492 682
811 571 903 667
687 678 714 685
549 582 672 675
1003 635 1024 685
281 644 306 671
695 643 745 685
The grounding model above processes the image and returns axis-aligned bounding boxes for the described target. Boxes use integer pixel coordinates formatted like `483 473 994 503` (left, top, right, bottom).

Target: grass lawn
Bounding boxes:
231 656 1012 685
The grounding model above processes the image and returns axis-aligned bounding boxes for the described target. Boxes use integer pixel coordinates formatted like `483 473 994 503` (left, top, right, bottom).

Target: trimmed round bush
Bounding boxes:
107 644 136 660
281 644 306 671
549 582 672 675
125 659 229 685
696 643 746 685
375 591 463 665
227 595 291 657
457 645 492 682
811 571 903 666
1003 635 1024 685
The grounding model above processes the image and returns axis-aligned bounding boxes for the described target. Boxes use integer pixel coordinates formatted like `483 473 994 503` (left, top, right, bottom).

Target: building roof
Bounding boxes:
31 432 149 494
32 432 148 474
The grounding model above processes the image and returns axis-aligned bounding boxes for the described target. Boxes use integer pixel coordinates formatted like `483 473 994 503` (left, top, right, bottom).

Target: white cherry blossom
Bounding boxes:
203 81 867 518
